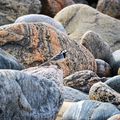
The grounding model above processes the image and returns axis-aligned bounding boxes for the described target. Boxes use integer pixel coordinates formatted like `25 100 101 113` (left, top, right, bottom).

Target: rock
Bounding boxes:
97 0 120 19
0 0 41 26
40 0 74 17
96 59 111 77
64 70 107 93
105 75 120 93
63 86 89 102
63 100 120 120
0 22 97 77
0 69 63 120
73 0 88 4
108 114 120 120
89 82 120 108
54 4 120 51
80 31 112 63
0 48 23 70
15 14 66 33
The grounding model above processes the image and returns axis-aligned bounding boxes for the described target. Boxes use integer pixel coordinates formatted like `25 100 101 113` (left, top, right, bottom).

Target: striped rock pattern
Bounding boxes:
0 22 97 76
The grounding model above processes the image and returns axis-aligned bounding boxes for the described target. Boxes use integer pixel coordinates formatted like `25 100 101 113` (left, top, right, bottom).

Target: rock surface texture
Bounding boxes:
108 114 120 120
54 4 120 51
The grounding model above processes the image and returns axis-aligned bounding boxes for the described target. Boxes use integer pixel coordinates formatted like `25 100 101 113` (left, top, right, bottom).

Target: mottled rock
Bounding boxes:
0 70 63 120
0 22 97 77
80 31 112 63
0 0 41 25
0 48 23 70
96 59 111 77
97 0 120 19
63 86 89 102
54 4 120 51
64 70 106 93
89 82 120 108
108 114 120 120
63 100 120 120
15 14 66 33
73 0 88 4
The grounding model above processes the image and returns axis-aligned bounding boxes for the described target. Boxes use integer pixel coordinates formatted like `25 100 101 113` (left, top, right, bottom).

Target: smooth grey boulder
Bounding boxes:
0 70 63 120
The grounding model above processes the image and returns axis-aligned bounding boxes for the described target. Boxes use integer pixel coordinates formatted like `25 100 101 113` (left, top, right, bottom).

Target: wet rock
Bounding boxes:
63 100 120 120
0 48 23 70
0 69 63 120
15 14 66 33
108 114 120 120
0 0 41 25
80 31 112 63
0 22 97 77
96 59 111 77
63 86 89 102
64 70 106 93
54 4 120 51
97 0 120 19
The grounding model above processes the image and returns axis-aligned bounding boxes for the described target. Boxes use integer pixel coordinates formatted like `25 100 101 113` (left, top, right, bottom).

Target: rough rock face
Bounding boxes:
40 0 74 17
80 31 112 63
73 0 88 4
0 0 41 26
0 48 23 70
0 22 97 76
108 114 120 120
0 70 63 120
97 0 120 19
63 100 120 120
54 4 120 51
64 70 106 93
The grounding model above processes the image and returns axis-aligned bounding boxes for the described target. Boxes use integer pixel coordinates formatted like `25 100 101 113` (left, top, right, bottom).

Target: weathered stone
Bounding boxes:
0 48 23 70
96 59 111 77
0 22 97 77
64 70 106 93
80 31 112 63
0 70 63 120
73 0 88 4
108 114 120 120
15 14 66 33
97 0 120 19
63 86 89 102
54 4 120 51
0 0 41 26
63 100 120 120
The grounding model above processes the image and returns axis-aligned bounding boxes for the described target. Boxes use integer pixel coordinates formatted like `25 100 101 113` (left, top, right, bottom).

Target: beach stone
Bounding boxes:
0 48 23 70
80 31 112 63
63 100 120 120
63 86 89 102
0 69 63 120
64 70 106 93
54 4 120 51
89 82 120 108
108 114 120 120
15 14 66 33
97 0 120 19
0 22 97 77
0 0 41 26
96 59 111 77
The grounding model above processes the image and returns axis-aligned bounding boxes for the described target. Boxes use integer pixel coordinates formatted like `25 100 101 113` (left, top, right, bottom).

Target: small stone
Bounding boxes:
108 114 120 120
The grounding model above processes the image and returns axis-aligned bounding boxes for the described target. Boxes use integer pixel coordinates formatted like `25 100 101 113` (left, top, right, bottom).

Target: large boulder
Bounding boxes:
0 0 41 25
0 70 63 120
54 4 120 51
0 22 97 77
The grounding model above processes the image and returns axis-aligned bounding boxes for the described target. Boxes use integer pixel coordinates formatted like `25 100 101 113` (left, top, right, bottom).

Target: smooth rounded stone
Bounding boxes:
97 0 120 19
0 0 41 26
54 4 120 51
0 22 97 77
96 59 111 77
15 14 66 33
64 70 107 93
89 82 120 108
80 31 112 63
105 75 120 93
40 0 74 17
0 69 63 120
0 48 23 70
108 114 120 120
63 100 120 120
110 50 120 75
63 86 89 102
